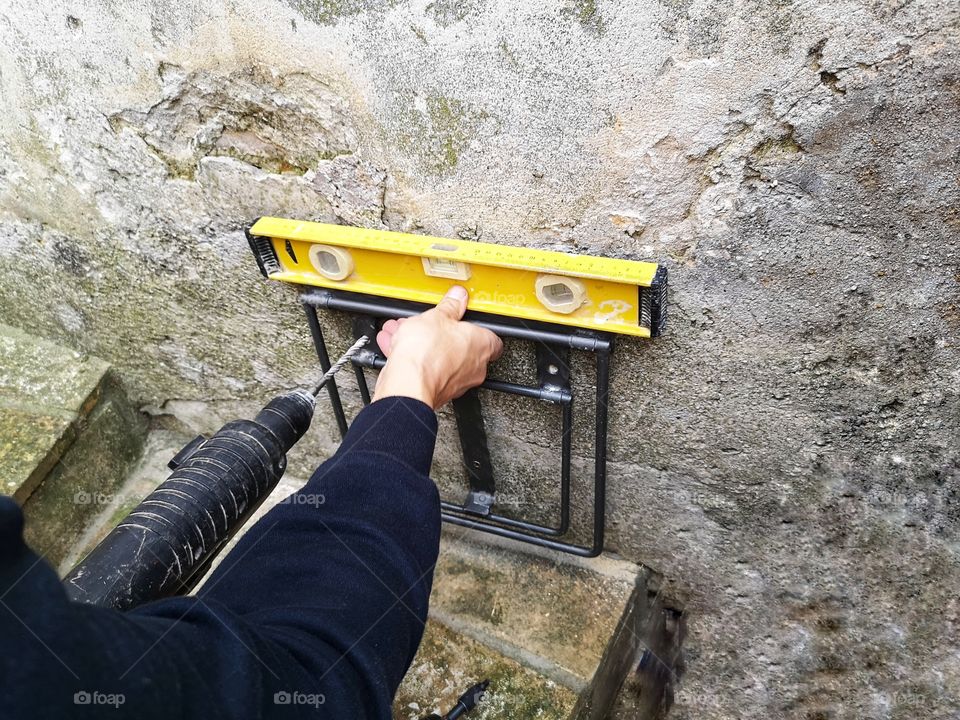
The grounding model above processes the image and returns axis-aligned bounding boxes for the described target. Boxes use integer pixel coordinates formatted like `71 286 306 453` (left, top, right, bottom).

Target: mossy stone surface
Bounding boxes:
0 407 75 500
0 322 109 417
395 621 578 720
430 532 641 684
0 323 148 571
22 382 148 571
0 322 109 500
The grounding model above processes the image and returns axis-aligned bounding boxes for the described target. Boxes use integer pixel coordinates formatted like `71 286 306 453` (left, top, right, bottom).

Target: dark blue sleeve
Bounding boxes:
0 396 440 719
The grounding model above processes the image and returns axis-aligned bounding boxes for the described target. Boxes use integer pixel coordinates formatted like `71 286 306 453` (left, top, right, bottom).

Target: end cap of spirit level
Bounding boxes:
643 266 668 338
246 218 281 277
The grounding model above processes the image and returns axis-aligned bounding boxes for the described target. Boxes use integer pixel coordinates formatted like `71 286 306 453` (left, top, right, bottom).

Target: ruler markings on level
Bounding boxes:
250 217 657 285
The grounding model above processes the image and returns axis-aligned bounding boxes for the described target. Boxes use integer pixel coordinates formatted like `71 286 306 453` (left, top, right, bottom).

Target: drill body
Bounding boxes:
64 391 315 610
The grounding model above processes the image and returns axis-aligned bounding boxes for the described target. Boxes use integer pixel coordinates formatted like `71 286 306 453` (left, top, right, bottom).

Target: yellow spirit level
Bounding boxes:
246 217 667 338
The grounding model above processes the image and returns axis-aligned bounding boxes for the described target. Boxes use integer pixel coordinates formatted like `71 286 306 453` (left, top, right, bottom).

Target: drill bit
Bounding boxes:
309 335 370 397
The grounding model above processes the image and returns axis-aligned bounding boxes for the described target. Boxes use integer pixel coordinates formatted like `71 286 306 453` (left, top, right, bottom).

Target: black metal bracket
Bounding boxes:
452 389 496 516
536 343 571 396
300 287 613 558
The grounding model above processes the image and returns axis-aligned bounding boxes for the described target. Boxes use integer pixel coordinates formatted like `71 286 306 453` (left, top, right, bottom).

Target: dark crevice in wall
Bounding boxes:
610 574 686 719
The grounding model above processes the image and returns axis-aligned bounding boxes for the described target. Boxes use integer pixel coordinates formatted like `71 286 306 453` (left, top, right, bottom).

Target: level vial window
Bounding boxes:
543 283 574 303
422 255 471 281
308 244 354 281
317 251 339 274
535 274 587 314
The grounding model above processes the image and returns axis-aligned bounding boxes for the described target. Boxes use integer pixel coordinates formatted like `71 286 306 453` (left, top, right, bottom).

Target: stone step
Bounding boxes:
0 324 147 571
397 528 651 719
395 619 578 719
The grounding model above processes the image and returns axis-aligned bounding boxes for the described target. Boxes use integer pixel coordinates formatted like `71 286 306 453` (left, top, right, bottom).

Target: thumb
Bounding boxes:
435 285 468 320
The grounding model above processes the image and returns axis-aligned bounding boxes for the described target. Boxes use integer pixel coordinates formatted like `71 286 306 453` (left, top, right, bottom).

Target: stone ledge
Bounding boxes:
0 324 148 570
423 527 649 719
431 528 642 677
0 405 76 502
395 620 579 720
22 381 148 571
0 323 111 501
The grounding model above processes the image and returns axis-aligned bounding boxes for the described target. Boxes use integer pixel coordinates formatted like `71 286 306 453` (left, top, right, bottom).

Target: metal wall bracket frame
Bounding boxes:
300 287 613 558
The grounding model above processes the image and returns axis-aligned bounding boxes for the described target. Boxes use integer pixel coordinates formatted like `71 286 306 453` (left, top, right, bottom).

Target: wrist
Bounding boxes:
373 357 437 408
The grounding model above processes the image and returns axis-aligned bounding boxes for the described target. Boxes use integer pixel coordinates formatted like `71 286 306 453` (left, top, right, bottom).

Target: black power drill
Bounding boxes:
64 336 370 609
62 388 317 609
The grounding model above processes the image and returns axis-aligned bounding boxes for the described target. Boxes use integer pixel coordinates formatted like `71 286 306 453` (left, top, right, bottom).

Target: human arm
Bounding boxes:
1 286 501 719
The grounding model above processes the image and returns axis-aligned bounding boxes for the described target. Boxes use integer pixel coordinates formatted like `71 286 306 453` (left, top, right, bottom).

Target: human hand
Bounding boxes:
373 286 503 410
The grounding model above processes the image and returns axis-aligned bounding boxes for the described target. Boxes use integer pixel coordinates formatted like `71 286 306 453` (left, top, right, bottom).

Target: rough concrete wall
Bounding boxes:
1 0 959 717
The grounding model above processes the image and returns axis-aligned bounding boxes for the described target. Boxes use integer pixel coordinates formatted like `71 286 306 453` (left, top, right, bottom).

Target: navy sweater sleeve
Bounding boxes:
0 396 440 719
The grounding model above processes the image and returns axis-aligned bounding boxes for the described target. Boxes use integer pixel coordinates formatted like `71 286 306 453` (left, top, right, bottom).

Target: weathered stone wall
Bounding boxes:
1 1 958 717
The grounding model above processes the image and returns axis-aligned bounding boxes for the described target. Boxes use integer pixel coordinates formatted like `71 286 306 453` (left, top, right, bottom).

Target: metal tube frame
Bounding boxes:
300 288 613 558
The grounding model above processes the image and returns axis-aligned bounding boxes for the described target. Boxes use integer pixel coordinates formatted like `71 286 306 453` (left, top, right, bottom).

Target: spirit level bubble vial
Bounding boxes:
246 217 667 338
